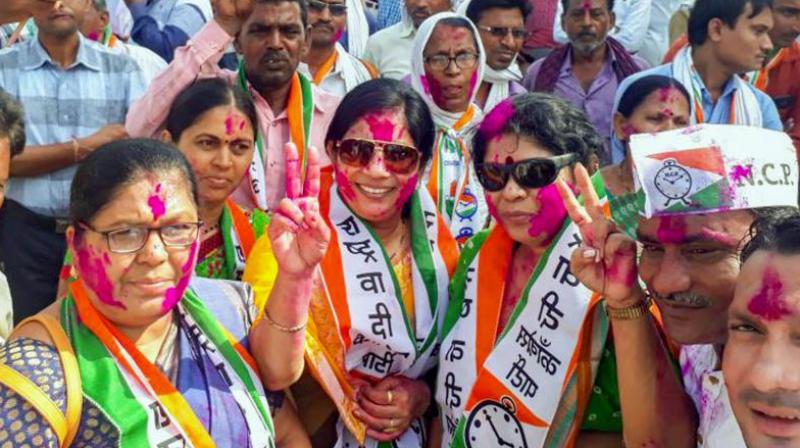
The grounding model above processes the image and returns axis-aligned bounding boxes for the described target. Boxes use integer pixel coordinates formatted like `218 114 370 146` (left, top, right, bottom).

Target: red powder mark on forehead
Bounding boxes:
656 216 687 244
225 115 235 136
148 184 166 221
659 87 677 103
583 0 592 10
748 261 791 321
505 156 515 165
730 165 753 184
363 113 396 142
479 99 515 140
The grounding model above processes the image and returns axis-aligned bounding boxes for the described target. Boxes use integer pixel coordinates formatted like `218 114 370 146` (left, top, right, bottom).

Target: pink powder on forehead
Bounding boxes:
161 240 198 314
528 184 568 243
748 262 791 321
659 86 677 103
364 113 396 142
225 116 235 135
479 99 515 140
656 216 687 244
662 108 674 118
147 184 166 222
75 244 127 310
335 167 357 201
395 173 419 207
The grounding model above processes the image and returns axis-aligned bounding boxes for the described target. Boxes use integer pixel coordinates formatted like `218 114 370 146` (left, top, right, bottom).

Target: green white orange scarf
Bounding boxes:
62 279 275 447
237 62 314 210
304 173 459 447
436 184 609 448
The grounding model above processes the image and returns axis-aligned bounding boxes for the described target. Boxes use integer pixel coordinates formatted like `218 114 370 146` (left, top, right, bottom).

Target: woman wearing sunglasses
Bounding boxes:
244 78 459 447
602 74 692 238
410 12 488 246
434 93 628 448
0 139 329 447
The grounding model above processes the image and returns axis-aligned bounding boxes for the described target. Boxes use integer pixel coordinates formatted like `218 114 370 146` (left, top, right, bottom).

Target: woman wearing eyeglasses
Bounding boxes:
244 78 458 448
410 12 488 246
434 93 626 448
0 139 329 447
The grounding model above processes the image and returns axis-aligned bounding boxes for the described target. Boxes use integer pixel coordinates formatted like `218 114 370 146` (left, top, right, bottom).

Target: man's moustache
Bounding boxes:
740 388 800 412
653 291 712 308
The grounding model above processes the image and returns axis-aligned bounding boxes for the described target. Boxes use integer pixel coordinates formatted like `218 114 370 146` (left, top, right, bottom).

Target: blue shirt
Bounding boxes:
129 0 211 62
377 0 403 30
0 35 147 217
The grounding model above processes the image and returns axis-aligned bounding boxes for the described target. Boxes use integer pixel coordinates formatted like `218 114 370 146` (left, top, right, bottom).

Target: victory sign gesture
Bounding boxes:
556 164 646 308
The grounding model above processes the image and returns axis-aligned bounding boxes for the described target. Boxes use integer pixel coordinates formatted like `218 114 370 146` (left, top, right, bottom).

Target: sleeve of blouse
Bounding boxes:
0 338 67 447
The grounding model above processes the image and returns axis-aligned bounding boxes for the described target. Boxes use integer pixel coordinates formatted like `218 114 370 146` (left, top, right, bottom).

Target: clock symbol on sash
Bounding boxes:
464 396 528 448
653 159 693 207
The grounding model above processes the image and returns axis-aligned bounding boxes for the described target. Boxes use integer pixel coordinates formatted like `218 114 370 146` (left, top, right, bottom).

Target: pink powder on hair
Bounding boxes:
748 262 791 321
656 216 687 244
395 173 419 207
528 184 568 242
730 165 753 184
335 167 357 201
478 99 515 139
147 184 166 221
364 113 396 141
161 240 198 314
75 245 127 309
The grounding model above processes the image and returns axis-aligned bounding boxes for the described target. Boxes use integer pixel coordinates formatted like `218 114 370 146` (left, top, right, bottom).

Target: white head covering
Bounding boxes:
344 0 369 58
410 12 486 133
455 0 522 112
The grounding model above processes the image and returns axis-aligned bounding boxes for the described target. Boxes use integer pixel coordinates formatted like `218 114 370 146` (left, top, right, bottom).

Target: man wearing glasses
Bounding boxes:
363 0 452 79
462 0 530 112
523 0 647 166
299 0 377 96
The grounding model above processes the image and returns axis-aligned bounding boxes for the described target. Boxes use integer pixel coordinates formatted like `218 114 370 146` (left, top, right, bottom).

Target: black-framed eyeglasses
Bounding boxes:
334 138 421 175
424 52 479 71
308 0 348 16
475 154 578 192
477 25 530 40
78 222 202 254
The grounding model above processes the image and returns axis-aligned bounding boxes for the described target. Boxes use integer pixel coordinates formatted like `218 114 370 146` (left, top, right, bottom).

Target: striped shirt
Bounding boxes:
0 34 148 217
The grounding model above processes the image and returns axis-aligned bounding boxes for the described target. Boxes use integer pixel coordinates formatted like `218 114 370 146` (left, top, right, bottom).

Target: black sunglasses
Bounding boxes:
334 138 421 174
308 0 348 16
475 154 578 192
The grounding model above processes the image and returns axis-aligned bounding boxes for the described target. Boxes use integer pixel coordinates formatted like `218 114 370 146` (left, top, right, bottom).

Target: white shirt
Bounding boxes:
639 0 685 65
680 345 747 448
0 271 12 344
553 0 652 53
298 44 374 97
108 0 134 40
363 21 416 80
113 41 168 83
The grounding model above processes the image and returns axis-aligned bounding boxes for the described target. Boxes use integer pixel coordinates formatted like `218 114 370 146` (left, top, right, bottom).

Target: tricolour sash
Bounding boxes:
62 279 275 447
303 172 458 447
214 199 269 280
237 62 314 210
426 105 485 246
436 206 608 447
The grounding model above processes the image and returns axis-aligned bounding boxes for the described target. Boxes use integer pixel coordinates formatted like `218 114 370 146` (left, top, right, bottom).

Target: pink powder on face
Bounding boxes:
335 167 357 201
528 184 568 243
75 244 127 309
161 240 198 314
395 173 419 207
748 261 791 321
659 86 676 103
427 74 446 107
700 228 740 247
147 184 166 222
730 165 753 184
468 71 478 97
239 119 246 131
661 108 674 118
225 116 235 135
656 216 687 244
331 28 344 44
486 195 501 222
364 113 396 141
478 99 515 140
621 124 639 139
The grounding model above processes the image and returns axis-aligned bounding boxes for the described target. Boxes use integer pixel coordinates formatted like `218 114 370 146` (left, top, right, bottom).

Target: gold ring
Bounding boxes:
387 390 394 404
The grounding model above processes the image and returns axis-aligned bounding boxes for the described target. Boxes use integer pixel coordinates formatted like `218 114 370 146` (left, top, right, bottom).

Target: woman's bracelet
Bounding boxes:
263 308 307 334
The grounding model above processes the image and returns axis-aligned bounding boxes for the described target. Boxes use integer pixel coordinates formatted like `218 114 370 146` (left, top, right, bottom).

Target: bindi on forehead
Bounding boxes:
656 216 688 244
147 183 166 222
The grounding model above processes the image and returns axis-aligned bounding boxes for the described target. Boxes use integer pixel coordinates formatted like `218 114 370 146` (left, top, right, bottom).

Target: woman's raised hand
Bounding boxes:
555 163 644 308
268 143 331 279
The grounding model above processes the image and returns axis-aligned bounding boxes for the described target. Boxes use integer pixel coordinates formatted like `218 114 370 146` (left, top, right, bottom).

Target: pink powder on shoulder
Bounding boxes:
161 241 198 314
335 167 357 201
148 184 166 221
748 262 791 321
395 173 418 207
528 184 567 243
75 245 127 309
364 113 396 141
656 216 687 244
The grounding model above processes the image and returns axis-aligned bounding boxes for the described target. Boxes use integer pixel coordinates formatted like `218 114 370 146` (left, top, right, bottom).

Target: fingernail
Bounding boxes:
582 248 597 259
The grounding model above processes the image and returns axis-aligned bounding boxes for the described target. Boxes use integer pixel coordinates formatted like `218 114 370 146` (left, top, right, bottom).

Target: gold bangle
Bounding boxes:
605 295 653 320
263 308 307 333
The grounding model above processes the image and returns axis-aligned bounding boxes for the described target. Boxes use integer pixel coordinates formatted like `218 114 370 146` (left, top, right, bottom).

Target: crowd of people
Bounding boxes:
0 0 799 446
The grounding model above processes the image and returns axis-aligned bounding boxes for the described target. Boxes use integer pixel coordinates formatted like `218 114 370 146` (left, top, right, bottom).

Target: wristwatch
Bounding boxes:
605 295 653 320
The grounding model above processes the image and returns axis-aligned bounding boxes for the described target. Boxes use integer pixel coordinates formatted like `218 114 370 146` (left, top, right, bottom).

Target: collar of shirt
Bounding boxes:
559 43 617 77
398 20 415 39
21 33 103 72
245 74 336 122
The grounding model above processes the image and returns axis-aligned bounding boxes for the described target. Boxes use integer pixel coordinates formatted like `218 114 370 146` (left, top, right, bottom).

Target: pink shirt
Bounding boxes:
126 20 341 211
